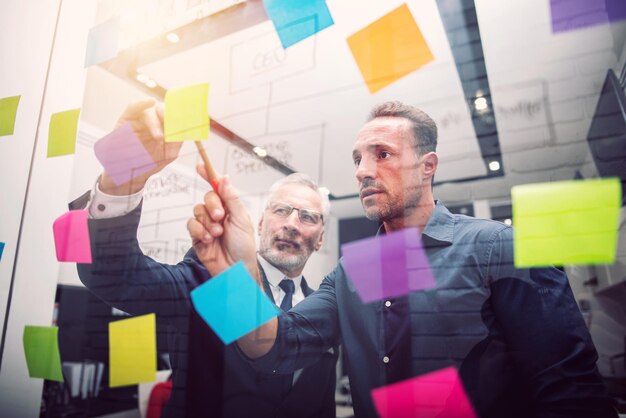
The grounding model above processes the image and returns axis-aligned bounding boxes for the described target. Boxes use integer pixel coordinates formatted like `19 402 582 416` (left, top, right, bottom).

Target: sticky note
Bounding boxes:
550 0 626 33
23 326 64 382
263 0 334 48
94 123 157 186
191 261 279 344
512 178 621 267
109 313 156 387
52 210 92 263
164 83 209 142
0 242 4 262
0 95 21 136
371 367 476 418
341 228 436 303
48 108 80 157
85 17 120 67
347 4 434 94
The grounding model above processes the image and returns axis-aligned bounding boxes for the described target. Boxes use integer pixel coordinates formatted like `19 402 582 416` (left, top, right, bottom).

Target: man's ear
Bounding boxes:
314 229 325 251
422 152 438 181
258 216 264 236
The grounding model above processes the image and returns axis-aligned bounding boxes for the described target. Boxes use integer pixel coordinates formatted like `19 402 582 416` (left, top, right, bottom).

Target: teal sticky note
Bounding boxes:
85 17 120 67
263 0 334 48
0 95 21 136
0 242 4 262
23 326 64 382
191 261 279 344
512 178 621 267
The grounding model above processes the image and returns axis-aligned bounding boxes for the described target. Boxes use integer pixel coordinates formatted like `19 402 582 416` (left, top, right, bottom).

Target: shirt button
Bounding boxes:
382 356 390 364
97 204 106 211
384 300 392 308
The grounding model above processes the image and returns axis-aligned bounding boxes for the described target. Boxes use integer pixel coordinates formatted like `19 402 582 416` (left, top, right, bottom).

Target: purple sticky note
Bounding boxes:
371 367 477 418
341 228 435 303
53 210 92 263
94 124 157 186
550 0 626 33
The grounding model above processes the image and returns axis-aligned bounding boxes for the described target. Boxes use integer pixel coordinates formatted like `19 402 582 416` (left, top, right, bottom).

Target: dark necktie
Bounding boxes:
278 279 295 311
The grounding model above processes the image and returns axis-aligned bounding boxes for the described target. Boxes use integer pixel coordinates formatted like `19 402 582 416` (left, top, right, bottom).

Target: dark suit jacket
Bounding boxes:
75 201 337 418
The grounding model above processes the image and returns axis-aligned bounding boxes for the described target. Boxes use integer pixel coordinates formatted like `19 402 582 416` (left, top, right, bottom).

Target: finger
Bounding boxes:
140 104 164 142
196 163 209 183
119 99 156 121
155 102 164 123
187 217 212 243
203 190 225 221
218 175 248 218
193 203 224 236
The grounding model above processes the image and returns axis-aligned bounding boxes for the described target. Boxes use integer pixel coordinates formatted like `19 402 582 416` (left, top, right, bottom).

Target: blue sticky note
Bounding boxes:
0 242 4 262
85 17 120 67
191 261 279 344
551 0 626 33
263 0 334 48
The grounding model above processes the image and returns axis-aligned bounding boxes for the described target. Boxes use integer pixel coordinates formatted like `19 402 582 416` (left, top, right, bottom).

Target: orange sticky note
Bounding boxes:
347 4 434 94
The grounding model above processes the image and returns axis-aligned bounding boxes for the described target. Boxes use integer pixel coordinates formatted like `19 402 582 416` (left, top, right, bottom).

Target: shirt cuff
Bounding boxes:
87 178 144 219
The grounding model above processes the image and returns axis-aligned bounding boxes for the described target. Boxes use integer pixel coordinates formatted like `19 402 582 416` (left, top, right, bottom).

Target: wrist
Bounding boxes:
100 172 147 196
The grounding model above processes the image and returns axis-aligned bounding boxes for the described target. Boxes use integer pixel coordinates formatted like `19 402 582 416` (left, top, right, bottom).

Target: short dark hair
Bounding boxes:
367 101 438 155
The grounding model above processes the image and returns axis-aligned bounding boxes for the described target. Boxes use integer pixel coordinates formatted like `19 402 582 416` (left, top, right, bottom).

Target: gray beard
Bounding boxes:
259 248 308 274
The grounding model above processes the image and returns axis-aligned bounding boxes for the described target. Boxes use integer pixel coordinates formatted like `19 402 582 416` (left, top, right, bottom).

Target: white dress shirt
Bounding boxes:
257 254 305 307
87 178 144 219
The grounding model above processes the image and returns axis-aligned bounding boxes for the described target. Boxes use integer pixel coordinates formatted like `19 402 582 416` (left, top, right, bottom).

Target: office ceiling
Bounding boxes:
92 0 626 212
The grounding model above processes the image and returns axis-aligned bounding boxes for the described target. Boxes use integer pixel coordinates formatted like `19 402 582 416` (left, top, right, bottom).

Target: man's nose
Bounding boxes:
355 156 376 183
283 210 301 229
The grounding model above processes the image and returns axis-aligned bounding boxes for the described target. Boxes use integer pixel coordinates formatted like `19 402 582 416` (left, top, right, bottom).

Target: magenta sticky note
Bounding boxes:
371 367 477 418
53 210 92 263
341 228 435 303
94 123 157 186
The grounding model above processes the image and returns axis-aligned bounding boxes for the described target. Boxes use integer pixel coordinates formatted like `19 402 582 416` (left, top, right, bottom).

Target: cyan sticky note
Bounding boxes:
109 313 156 387
85 17 120 67
512 178 621 267
0 95 21 136
23 326 64 382
341 228 436 303
94 123 157 186
371 367 477 418
263 0 334 48
52 210 92 263
164 83 209 142
48 108 80 157
0 242 4 262
191 261 279 344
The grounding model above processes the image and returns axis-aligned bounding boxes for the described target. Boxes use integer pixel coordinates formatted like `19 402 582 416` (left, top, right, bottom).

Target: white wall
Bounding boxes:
0 1 97 416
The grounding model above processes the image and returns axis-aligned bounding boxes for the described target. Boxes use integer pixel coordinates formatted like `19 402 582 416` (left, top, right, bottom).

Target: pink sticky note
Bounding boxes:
52 210 92 263
94 123 157 186
341 228 436 303
371 367 477 418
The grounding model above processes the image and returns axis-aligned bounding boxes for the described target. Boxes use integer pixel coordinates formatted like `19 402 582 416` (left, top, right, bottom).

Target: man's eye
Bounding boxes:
274 207 290 215
301 213 316 223
379 151 391 159
353 158 361 167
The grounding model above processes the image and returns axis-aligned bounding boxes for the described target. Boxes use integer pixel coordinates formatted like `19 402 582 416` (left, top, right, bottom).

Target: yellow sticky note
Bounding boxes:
109 313 156 387
48 108 80 157
0 95 21 136
164 83 209 142
347 4 434 94
512 178 621 267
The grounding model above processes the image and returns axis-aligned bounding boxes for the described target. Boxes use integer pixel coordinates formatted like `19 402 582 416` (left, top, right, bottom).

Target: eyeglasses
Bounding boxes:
268 202 324 225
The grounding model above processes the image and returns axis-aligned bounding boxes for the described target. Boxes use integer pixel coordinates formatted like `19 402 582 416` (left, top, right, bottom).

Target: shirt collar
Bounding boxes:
376 200 455 245
257 254 303 289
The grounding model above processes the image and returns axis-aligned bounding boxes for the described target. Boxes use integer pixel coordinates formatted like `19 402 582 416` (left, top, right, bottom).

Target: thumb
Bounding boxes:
120 98 156 120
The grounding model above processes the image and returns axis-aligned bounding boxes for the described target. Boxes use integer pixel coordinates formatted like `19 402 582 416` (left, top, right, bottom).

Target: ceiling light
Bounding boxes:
488 160 500 171
166 32 180 44
253 146 267 157
474 97 488 111
503 218 512 226
136 73 150 83
145 79 157 88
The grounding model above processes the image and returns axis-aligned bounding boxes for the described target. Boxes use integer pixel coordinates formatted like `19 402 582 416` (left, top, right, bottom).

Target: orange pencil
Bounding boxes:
195 141 220 191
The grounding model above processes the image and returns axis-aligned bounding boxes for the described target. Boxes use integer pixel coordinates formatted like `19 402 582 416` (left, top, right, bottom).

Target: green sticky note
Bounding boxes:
109 313 156 387
23 326 64 382
0 95 21 136
512 178 621 267
164 83 209 142
48 108 80 157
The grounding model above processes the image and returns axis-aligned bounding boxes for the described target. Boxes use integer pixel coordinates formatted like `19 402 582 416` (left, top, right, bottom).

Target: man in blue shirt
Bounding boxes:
190 101 617 417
